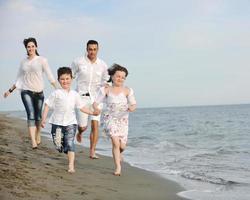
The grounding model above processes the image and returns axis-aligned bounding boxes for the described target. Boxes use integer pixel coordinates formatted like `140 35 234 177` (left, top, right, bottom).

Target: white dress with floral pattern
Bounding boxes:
95 87 136 144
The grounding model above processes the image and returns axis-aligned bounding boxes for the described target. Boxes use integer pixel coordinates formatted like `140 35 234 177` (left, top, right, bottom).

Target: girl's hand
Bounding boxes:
128 105 136 112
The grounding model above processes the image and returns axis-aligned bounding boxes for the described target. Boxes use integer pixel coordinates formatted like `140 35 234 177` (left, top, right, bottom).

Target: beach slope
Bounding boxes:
0 113 186 200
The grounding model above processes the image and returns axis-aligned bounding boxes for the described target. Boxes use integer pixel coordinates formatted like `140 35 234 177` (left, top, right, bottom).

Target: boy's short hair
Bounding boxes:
57 67 73 80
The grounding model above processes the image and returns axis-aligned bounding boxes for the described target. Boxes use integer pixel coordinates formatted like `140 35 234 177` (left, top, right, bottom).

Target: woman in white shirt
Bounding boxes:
3 37 56 149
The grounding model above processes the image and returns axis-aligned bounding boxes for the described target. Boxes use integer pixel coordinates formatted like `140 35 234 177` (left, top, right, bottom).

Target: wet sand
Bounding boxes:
0 113 186 200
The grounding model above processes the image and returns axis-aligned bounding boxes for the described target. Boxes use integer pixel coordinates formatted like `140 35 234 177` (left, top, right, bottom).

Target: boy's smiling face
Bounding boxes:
59 73 72 91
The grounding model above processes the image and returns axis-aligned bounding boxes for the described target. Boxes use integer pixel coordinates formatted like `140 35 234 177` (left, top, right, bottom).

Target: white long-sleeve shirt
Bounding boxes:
45 89 85 126
71 55 109 101
15 56 55 92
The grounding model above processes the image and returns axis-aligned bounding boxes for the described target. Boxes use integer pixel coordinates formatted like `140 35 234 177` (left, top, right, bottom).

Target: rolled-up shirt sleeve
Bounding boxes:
45 92 56 108
42 58 55 83
128 88 136 105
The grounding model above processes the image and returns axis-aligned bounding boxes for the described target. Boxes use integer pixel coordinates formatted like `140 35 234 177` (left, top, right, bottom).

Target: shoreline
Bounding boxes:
0 113 187 200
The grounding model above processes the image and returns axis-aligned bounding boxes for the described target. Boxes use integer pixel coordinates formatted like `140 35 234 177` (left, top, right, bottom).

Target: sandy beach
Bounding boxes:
0 113 186 200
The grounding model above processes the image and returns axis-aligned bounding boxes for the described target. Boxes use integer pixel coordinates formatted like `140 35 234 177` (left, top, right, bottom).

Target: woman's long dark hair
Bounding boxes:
23 37 39 56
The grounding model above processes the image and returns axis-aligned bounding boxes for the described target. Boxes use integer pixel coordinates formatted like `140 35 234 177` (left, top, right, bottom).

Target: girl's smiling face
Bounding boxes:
112 70 126 87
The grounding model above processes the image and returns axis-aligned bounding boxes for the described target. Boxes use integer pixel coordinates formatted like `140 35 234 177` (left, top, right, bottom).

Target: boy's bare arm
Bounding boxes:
80 106 100 116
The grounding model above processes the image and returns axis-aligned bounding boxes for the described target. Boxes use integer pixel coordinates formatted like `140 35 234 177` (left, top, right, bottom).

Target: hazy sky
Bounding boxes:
1 0 250 111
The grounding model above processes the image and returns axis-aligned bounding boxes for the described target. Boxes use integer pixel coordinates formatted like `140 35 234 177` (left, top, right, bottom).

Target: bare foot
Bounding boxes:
76 133 82 143
113 172 121 176
32 141 38 149
90 149 99 159
89 154 99 159
68 168 75 173
113 166 121 176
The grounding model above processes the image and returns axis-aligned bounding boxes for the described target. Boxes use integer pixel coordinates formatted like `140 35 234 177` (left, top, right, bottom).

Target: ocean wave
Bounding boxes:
180 171 242 186
216 146 250 155
128 136 154 147
157 140 191 151
192 152 217 158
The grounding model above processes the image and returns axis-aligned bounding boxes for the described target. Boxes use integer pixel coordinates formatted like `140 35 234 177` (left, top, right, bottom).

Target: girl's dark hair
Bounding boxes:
108 63 128 82
23 37 39 56
57 67 73 80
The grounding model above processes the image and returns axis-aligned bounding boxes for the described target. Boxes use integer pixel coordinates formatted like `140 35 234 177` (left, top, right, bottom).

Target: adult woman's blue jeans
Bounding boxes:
21 90 44 127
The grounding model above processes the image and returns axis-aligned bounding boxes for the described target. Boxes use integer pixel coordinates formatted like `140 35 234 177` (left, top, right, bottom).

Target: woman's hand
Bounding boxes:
4 85 16 98
3 91 10 98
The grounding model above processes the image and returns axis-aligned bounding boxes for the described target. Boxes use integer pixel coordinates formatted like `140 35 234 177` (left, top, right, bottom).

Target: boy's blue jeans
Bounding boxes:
51 124 77 154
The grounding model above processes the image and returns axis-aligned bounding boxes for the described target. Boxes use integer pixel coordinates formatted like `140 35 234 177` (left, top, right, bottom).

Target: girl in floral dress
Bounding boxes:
93 64 136 176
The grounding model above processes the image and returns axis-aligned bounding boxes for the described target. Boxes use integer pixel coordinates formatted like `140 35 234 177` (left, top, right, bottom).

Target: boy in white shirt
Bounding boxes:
41 67 99 173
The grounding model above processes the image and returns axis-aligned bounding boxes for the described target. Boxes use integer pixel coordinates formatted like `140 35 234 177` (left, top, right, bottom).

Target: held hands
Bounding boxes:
92 108 101 116
82 105 101 116
91 102 101 116
41 119 46 128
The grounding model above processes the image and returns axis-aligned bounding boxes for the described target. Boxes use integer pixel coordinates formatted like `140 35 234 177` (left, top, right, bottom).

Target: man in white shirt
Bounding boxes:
71 40 109 159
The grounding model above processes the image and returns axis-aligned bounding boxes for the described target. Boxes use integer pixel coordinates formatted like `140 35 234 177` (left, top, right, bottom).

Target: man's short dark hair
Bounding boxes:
57 67 72 80
86 40 98 48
